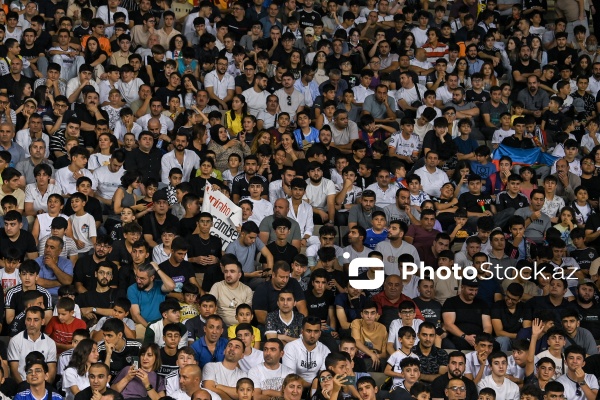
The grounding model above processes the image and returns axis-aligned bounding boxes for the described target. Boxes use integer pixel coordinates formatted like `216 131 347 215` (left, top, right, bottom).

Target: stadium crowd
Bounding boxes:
2 0 600 399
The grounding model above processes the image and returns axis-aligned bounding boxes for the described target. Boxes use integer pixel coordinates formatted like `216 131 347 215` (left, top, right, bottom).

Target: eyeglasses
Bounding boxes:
400 310 415 315
447 386 466 392
287 95 292 106
319 375 333 382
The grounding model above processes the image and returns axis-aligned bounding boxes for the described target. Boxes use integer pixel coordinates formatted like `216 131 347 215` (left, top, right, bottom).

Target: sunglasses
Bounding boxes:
287 95 292 106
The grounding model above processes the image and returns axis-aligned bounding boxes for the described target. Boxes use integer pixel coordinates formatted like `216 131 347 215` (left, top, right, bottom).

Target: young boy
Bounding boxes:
465 73 490 105
163 168 183 206
540 175 565 224
495 174 529 212
478 388 497 400
0 247 21 296
476 352 519 400
365 211 388 250
92 297 136 341
386 301 423 356
570 227 598 275
541 97 566 139
184 294 217 343
388 117 421 168
236 378 255 400
491 113 515 149
510 101 524 124
410 381 430 400
158 323 185 377
63 177 103 230
247 176 273 225
350 299 388 371
68 192 97 254
44 296 88 354
505 339 529 386
340 337 367 373
98 318 143 377
464 333 494 383
290 254 310 291
453 118 478 160
227 303 261 349
384 326 419 386
470 146 497 184
179 282 199 323
535 326 567 379
407 174 430 211
236 323 264 372
416 90 442 119
144 299 188 348
551 138 581 176
223 154 242 191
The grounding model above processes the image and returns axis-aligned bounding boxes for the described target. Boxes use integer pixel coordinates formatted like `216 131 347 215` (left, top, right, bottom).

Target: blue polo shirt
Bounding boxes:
35 256 74 296
191 336 228 368
127 281 167 323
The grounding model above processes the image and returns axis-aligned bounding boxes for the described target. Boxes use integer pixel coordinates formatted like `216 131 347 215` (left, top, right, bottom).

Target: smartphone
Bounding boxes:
344 376 356 386
146 202 154 208
131 356 139 370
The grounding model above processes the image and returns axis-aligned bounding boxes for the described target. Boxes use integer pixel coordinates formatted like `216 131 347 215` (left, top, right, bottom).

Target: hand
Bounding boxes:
370 352 380 369
44 254 57 269
575 367 586 381
332 374 346 391
105 342 114 354
465 334 476 347
477 349 487 365
531 318 544 337
34 70 43 79
126 366 138 382
75 239 85 249
136 368 150 387
91 390 102 400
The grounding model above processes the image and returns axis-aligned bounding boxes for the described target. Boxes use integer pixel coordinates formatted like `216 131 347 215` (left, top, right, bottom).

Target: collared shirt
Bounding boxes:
379 53 399 70
204 70 235 99
160 149 200 184
353 84 374 103
190 336 228 368
24 183 61 213
365 182 398 208
517 88 551 112
36 256 74 296
293 79 320 108
8 330 57 380
288 199 314 238
412 345 449 375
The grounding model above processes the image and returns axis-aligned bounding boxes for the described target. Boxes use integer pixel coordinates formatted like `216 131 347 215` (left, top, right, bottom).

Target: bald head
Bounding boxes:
274 198 290 218
192 389 212 400
180 365 202 396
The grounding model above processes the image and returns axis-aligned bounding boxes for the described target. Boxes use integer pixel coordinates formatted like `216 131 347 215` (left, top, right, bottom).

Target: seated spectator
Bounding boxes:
351 299 388 372
111 343 166 400
491 283 526 352
62 339 99 400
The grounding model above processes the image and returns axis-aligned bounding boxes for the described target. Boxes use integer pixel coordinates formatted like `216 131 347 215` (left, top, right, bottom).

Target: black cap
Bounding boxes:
152 190 168 202
462 278 479 287
307 161 322 172
50 216 68 230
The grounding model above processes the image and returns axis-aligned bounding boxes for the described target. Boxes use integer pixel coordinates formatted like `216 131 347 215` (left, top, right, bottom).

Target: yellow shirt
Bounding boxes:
225 111 244 136
228 324 261 347
511 114 524 124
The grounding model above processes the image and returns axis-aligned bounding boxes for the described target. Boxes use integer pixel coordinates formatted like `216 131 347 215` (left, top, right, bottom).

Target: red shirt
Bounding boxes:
372 291 425 321
44 316 87 353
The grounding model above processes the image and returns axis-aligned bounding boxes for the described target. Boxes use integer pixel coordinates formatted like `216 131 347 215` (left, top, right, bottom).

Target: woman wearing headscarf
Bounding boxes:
207 124 251 172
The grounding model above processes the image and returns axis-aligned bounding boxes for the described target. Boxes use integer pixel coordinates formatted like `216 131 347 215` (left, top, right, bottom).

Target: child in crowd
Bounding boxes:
365 211 388 250
227 303 261 349
384 326 419 387
386 301 423 356
179 283 199 323
45 296 88 354
222 154 242 191
351 299 388 372
492 113 514 149
407 174 430 212
510 101 524 124
0 247 21 296
290 254 310 291
185 294 217 343
92 297 136 341
69 192 97 254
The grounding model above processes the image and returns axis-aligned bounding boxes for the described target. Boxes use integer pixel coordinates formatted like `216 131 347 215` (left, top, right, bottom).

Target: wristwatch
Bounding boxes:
146 385 154 391
92 307 97 313
460 333 466 339
579 381 587 386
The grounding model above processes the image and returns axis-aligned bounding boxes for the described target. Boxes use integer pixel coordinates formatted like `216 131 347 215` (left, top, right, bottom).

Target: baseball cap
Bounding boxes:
304 27 315 36
307 161 322 172
462 278 479 287
152 190 169 202
50 216 68 230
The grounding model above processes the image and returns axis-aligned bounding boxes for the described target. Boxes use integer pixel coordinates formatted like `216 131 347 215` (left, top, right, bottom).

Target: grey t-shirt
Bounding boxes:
258 215 302 244
225 238 265 273
514 207 552 243
573 327 599 356
348 204 383 229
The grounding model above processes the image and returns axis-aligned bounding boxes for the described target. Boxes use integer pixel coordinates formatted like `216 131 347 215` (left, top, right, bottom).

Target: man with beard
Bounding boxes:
348 190 383 230
524 277 578 327
375 220 420 276
209 257 253 327
73 235 117 293
450 88 480 119
464 45 484 76
512 45 542 100
548 32 579 67
383 187 413 226
434 73 460 109
395 71 427 116
253 261 308 324
442 279 492 350
269 166 296 204
202 338 248 398
77 261 120 322
578 157 600 207
136 99 175 135
259 199 302 250
413 322 449 382
242 72 270 117
232 155 269 204
124 131 163 182
274 71 305 124
128 261 176 338
517 75 550 121
249 338 295 396
412 278 443 329
362 85 399 129
304 162 336 224
575 280 600 338
319 127 342 169
431 354 477 400
282 316 330 385
160 132 200 184
73 89 109 149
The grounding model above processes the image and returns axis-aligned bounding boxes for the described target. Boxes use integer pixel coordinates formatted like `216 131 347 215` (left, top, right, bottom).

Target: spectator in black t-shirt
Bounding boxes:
142 191 179 247
158 237 198 300
0 211 38 264
73 235 118 293
261 218 299 266
155 72 182 109
441 278 492 350
502 118 535 149
304 268 338 352
490 282 527 351
430 352 478 400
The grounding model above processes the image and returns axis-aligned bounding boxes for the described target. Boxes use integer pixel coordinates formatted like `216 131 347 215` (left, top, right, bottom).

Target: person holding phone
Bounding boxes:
311 370 346 400
111 343 166 400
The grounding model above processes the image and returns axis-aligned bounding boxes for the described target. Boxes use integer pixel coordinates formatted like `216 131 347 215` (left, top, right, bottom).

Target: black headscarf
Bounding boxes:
210 124 230 147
